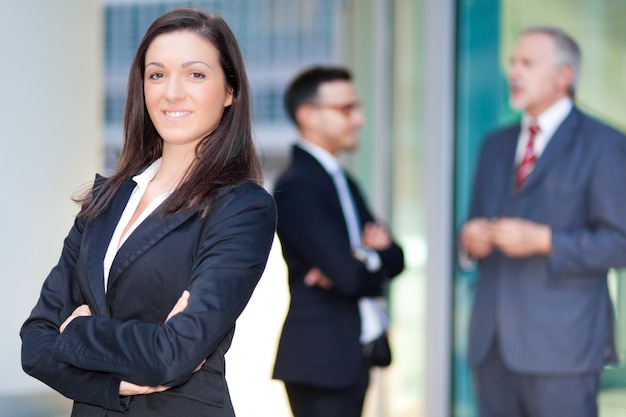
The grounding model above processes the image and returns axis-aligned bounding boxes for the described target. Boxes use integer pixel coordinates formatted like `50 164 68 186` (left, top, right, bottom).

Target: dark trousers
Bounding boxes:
284 357 370 417
474 340 600 417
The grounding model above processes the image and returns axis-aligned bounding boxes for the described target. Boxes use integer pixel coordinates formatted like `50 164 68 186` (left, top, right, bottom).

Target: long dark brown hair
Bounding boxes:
77 8 260 218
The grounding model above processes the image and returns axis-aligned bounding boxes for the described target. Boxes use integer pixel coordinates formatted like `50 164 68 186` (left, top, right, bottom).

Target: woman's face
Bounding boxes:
143 31 233 151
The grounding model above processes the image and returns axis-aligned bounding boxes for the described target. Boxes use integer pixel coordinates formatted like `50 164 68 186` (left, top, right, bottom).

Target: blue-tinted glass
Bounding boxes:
103 0 342 171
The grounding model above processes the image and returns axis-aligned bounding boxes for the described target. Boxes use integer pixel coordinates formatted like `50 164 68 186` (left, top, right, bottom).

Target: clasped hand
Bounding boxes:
460 217 552 259
304 221 392 289
59 290 206 396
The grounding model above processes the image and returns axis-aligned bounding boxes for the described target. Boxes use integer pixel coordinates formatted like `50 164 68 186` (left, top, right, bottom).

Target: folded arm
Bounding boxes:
51 187 276 387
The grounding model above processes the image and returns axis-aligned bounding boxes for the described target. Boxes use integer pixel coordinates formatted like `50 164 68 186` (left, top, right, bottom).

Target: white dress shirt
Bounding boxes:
103 158 172 289
515 97 573 165
459 97 573 271
298 140 388 344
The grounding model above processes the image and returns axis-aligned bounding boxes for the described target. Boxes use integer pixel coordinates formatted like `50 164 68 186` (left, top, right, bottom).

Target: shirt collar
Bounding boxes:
132 158 162 190
297 139 342 175
522 97 572 137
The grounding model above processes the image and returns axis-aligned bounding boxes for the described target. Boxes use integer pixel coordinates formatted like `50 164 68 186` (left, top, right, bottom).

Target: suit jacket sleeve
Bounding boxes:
348 177 404 278
466 131 503 221
469 118 626 279
25 185 276 392
550 128 626 276
21 211 130 411
276 171 403 298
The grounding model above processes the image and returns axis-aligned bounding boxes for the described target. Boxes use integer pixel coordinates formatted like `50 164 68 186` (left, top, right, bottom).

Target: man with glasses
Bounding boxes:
272 66 405 417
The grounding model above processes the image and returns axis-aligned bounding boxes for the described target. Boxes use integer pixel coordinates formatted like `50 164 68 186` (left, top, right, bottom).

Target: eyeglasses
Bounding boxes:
309 101 363 117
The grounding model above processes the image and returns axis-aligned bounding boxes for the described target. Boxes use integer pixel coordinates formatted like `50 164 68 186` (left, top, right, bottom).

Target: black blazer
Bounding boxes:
272 145 404 388
21 178 276 416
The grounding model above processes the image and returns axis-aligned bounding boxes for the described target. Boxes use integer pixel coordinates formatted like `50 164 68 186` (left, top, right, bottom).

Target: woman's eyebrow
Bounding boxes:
145 61 164 69
144 61 212 70
182 60 212 69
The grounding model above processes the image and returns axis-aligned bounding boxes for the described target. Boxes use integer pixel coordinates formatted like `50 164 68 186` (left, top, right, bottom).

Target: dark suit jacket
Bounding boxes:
272 145 404 388
21 178 276 416
466 107 626 374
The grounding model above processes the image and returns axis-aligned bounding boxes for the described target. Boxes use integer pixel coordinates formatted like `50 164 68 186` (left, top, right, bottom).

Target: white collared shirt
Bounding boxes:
297 139 342 177
103 158 172 289
297 139 387 343
514 97 573 164
297 139 382 271
460 98 574 271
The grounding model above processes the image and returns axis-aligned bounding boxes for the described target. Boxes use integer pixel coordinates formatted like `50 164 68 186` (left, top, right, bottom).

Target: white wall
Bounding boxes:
0 0 101 396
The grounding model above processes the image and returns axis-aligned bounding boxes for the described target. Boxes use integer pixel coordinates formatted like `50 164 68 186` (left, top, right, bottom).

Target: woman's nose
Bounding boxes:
164 77 186 101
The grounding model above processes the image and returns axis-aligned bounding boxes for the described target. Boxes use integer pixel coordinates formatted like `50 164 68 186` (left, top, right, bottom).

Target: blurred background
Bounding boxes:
0 0 624 416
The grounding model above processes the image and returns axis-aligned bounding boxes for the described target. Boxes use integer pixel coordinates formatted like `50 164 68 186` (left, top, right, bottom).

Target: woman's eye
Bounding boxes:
148 72 164 80
190 72 206 80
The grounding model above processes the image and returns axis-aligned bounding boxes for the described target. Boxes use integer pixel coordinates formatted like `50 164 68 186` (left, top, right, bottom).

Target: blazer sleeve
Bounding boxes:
550 130 626 276
349 178 404 278
20 212 131 412
466 132 499 221
48 184 277 388
276 174 403 298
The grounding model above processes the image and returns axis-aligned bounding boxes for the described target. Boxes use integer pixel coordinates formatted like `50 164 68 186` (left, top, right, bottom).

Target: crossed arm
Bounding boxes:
59 290 204 396
305 221 394 289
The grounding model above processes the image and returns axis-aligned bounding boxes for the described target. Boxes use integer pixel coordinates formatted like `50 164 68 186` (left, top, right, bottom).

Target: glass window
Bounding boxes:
454 1 626 416
347 1 427 416
102 0 344 177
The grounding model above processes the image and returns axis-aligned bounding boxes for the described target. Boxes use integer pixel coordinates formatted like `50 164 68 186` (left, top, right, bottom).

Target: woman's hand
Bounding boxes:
119 381 170 396
119 358 205 395
60 304 92 333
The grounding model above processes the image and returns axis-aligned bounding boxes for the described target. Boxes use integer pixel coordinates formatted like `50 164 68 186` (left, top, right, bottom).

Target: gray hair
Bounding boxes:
523 26 581 97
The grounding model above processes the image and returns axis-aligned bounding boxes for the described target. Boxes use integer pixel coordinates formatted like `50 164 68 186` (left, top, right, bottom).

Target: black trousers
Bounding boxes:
284 356 370 417
474 339 600 417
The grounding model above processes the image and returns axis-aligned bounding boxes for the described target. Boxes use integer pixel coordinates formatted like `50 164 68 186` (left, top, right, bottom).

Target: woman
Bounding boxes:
20 8 276 417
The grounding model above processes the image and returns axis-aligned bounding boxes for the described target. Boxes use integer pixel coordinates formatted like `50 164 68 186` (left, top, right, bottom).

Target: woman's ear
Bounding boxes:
224 87 234 108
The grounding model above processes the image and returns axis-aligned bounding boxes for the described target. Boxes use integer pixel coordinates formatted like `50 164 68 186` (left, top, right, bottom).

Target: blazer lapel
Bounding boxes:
494 130 520 216
106 205 197 294
104 184 242 294
501 130 519 199
294 145 345 216
516 108 580 194
85 179 135 317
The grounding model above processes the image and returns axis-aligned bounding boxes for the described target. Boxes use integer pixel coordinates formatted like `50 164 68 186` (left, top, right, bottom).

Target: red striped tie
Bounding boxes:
515 122 540 189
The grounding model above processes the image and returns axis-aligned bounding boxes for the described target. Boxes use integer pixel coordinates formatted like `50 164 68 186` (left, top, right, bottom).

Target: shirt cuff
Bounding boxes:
458 245 477 271
353 247 382 272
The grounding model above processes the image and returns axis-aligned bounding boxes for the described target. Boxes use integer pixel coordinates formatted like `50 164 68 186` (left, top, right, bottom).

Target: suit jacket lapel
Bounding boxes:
106 207 197 293
293 145 345 218
491 129 519 217
501 130 519 201
85 179 135 317
516 108 580 195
